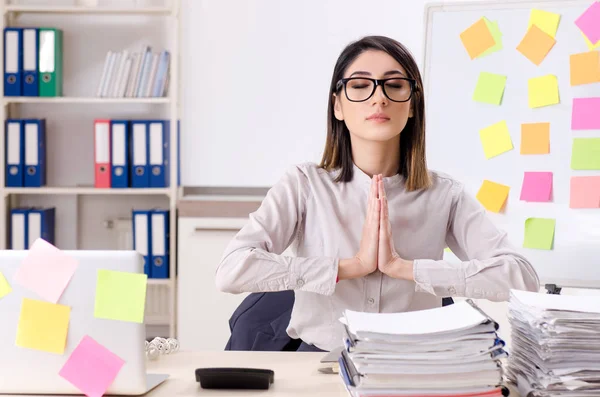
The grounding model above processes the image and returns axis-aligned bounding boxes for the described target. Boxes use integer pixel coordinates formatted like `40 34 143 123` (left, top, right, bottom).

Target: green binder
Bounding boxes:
38 28 63 97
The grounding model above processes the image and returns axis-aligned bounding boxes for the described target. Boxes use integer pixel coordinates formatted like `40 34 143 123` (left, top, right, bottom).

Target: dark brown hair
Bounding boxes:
319 35 431 191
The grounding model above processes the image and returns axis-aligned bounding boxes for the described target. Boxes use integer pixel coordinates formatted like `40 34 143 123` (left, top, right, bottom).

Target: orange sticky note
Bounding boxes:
476 180 510 213
570 176 600 208
516 25 556 65
521 123 550 154
460 18 496 59
570 51 600 86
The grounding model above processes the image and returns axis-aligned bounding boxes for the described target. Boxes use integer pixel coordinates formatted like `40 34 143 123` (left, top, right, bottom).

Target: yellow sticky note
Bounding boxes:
444 247 452 253
460 18 496 59
94 269 147 323
524 218 555 250
516 25 556 66
570 51 600 86
582 31 600 50
521 122 550 154
476 180 510 213
479 120 513 159
528 75 559 108
528 9 561 38
0 271 11 299
16 298 70 354
473 72 506 105
479 19 503 58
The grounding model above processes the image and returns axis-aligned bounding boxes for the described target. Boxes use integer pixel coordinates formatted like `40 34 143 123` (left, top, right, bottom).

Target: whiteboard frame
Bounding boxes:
421 0 600 290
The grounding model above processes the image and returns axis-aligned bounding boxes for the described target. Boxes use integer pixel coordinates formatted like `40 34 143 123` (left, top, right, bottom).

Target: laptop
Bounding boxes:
0 249 168 395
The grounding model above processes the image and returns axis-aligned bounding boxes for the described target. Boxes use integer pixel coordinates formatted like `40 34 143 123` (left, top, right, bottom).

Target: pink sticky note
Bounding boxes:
572 97 600 130
576 1 600 45
520 172 553 202
570 176 600 208
13 238 79 304
59 335 125 397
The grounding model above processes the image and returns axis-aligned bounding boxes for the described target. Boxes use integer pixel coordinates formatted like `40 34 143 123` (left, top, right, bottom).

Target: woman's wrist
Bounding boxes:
337 257 361 281
389 258 414 281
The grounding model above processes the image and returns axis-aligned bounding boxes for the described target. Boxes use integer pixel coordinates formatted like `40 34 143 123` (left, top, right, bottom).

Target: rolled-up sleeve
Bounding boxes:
215 165 338 296
413 182 540 302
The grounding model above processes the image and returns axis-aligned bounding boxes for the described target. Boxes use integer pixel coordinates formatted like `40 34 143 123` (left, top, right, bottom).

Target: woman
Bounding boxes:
215 35 539 352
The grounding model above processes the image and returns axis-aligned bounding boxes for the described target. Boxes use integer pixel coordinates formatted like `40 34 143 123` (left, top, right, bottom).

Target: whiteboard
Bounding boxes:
424 0 600 286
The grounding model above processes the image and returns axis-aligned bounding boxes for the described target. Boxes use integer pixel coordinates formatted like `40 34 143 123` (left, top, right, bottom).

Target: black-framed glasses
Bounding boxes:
336 77 416 103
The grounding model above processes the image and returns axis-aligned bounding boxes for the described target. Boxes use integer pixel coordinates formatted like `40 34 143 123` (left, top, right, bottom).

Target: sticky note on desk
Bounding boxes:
0 271 12 299
528 9 561 38
520 172 552 202
517 25 556 65
524 218 555 250
476 180 510 213
473 72 506 105
16 298 70 354
572 98 600 130
59 335 124 397
94 269 147 323
13 238 79 304
528 75 559 108
571 138 600 170
479 120 513 159
570 176 600 208
570 51 600 86
521 122 550 154
575 1 600 45
460 17 496 59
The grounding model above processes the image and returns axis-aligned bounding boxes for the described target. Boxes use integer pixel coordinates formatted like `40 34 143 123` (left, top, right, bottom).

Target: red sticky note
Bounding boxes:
520 172 552 202
13 238 79 304
570 176 600 208
59 335 125 397
572 97 600 130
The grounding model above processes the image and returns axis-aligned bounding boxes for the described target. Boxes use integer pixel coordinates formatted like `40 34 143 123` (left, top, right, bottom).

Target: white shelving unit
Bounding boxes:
0 0 181 338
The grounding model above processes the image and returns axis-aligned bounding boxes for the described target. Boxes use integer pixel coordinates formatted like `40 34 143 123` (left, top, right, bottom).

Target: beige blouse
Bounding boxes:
215 162 540 351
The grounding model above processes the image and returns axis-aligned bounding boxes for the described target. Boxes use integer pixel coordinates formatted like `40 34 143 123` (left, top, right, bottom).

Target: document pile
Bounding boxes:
338 300 508 397
506 289 600 397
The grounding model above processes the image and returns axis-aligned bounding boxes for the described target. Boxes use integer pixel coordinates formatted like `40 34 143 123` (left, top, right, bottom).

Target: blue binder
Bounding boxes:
110 120 130 188
22 28 38 97
3 28 22 97
27 207 55 246
150 209 169 279
130 121 149 188
5 119 24 187
149 120 169 188
23 119 46 187
10 208 29 249
132 209 151 276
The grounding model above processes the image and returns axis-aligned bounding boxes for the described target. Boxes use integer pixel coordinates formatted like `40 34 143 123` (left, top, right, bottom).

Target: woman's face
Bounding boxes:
333 50 413 143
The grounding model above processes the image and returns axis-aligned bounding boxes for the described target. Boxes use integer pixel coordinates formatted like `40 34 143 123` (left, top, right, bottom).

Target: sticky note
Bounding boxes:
516 25 556 66
13 238 79 304
521 123 550 154
473 72 507 105
528 9 561 37
59 335 125 397
571 138 600 169
479 120 513 159
476 180 510 213
570 51 600 86
528 75 559 108
94 269 147 323
0 271 12 299
16 298 70 354
460 18 496 59
575 1 600 45
582 31 600 50
479 19 503 57
570 176 600 208
572 97 600 130
520 172 552 202
524 218 555 250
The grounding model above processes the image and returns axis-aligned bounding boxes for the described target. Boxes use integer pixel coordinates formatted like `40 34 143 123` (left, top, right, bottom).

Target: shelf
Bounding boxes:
4 5 172 15
3 187 171 196
3 97 170 105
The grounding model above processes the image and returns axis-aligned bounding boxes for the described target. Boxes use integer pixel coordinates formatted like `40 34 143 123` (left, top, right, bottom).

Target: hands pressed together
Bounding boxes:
337 175 414 282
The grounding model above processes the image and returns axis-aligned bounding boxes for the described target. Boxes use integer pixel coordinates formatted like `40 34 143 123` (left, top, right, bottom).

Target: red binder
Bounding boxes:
94 119 111 188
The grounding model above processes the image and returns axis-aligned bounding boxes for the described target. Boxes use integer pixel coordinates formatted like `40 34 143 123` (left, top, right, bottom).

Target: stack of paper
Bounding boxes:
338 300 508 397
506 289 600 397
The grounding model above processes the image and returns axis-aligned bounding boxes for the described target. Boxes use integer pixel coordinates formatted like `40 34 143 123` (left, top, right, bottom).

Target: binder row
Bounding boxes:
94 119 179 188
10 207 56 249
132 209 169 279
3 27 63 97
5 118 47 187
96 46 170 98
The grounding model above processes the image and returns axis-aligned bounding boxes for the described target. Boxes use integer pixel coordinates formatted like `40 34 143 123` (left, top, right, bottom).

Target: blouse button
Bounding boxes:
367 297 375 305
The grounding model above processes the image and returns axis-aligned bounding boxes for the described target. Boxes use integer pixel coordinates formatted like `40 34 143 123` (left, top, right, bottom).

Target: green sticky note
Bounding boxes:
479 18 503 57
571 138 600 170
94 269 147 323
0 271 12 299
473 72 507 105
524 218 555 250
